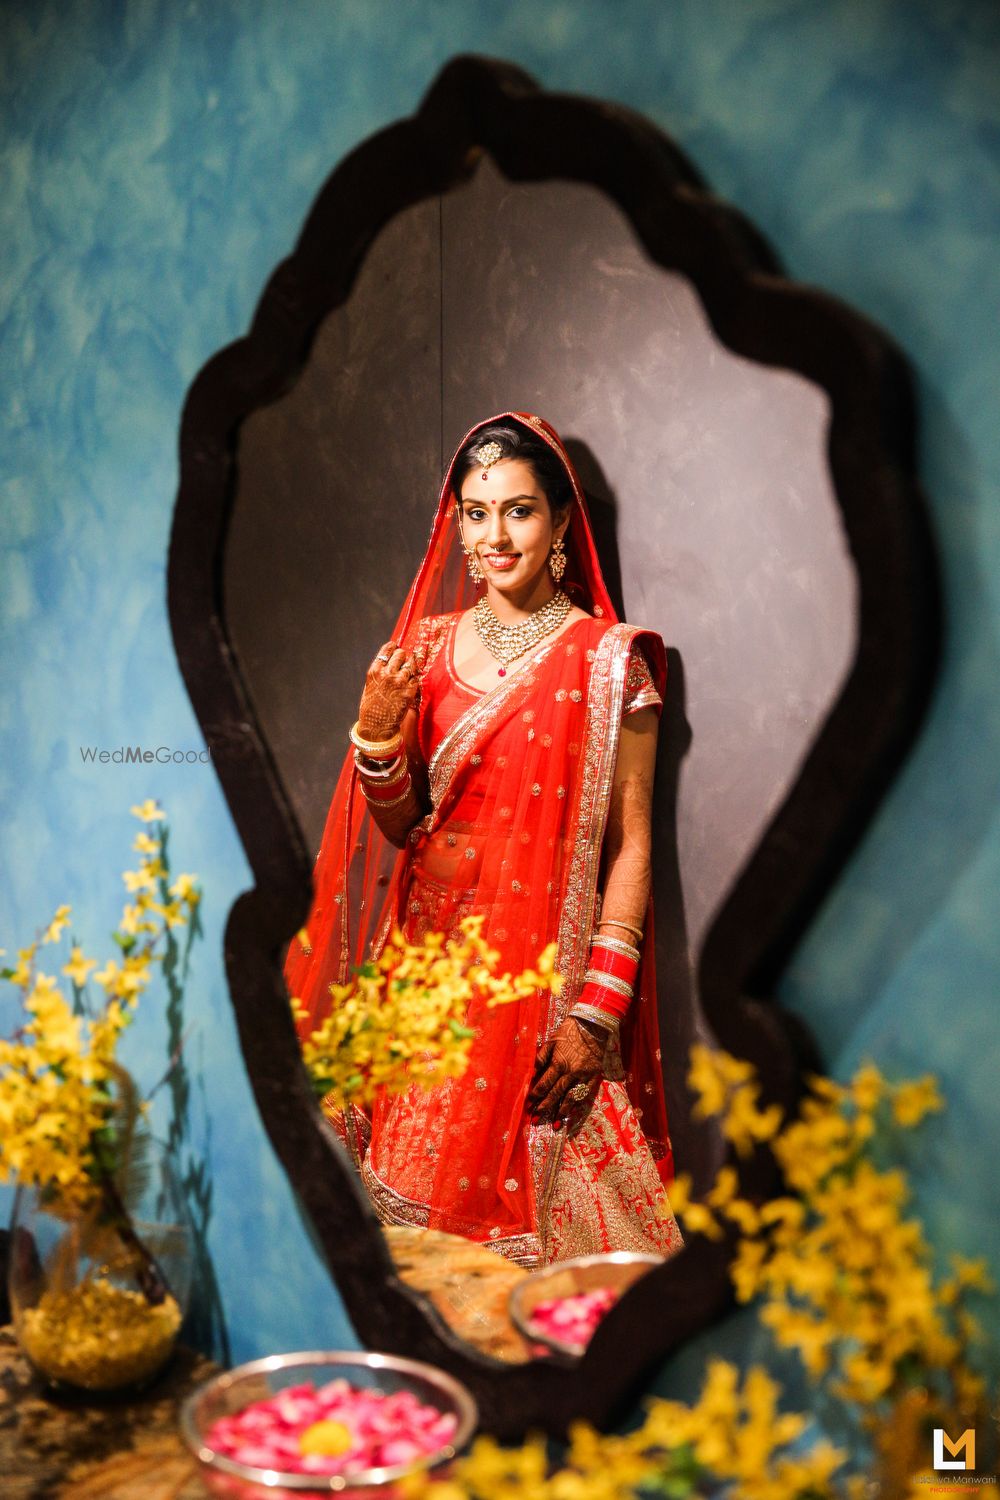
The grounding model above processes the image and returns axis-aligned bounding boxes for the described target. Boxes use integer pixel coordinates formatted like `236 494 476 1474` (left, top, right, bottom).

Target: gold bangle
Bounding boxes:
597 918 644 942
350 720 402 759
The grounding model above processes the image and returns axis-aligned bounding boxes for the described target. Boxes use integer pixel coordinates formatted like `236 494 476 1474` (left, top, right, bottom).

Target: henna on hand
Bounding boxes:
527 1017 605 1133
358 640 427 742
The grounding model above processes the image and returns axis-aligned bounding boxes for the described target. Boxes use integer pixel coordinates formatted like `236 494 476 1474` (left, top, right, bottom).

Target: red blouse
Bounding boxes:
410 612 661 760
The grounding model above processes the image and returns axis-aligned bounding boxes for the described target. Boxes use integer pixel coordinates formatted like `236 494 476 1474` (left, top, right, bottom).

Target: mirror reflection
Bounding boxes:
225 157 854 1363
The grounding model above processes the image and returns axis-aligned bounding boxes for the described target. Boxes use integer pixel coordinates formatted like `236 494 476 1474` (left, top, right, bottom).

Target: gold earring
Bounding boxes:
549 535 567 582
458 516 484 580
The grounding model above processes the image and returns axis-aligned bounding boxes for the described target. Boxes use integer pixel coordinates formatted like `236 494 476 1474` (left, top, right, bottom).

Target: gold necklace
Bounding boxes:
473 589 572 676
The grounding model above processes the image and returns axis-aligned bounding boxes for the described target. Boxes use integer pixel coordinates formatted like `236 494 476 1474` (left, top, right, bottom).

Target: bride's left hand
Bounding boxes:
527 1018 605 1136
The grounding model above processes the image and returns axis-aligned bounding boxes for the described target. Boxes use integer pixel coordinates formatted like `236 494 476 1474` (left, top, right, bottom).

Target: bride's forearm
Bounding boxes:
356 743 430 849
568 708 658 1038
598 709 657 940
361 775 428 849
354 705 429 849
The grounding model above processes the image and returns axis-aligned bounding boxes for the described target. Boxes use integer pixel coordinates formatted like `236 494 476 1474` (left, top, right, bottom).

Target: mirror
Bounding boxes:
170 56 939 1430
224 155 853 1361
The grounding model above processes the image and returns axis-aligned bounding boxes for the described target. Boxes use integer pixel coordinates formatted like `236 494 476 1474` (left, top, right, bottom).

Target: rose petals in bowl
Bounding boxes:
180 1352 477 1497
508 1251 665 1360
527 1287 619 1352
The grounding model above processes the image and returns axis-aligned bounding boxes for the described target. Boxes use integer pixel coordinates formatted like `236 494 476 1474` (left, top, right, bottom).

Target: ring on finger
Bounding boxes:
567 1081 591 1102
375 653 391 663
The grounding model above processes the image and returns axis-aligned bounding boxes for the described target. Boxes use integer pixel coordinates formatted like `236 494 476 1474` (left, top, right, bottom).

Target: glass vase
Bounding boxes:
7 1134 194 1393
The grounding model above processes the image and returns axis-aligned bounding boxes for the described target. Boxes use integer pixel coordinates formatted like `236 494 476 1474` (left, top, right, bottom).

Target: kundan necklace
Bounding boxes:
473 589 572 676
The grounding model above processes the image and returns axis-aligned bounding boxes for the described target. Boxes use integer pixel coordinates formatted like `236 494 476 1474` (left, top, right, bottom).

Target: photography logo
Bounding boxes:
933 1428 975 1471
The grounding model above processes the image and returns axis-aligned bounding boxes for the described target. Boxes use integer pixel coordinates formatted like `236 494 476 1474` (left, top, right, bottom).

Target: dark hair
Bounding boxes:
451 420 573 518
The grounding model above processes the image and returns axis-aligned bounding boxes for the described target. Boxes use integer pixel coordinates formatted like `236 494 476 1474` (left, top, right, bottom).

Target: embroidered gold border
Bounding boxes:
530 625 641 1235
362 1157 543 1267
625 685 663 714
555 624 638 1017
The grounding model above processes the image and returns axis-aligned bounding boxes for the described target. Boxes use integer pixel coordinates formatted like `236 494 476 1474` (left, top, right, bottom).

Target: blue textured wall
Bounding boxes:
2 0 998 1391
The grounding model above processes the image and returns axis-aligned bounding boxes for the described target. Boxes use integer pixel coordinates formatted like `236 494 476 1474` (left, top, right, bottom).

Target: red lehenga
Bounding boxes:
284 412 682 1268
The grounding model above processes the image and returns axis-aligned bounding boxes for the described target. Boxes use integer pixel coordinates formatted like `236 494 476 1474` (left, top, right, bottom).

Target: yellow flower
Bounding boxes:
6 949 35 988
148 900 187 930
62 947 97 987
677 1199 724 1241
706 1164 739 1208
731 1236 768 1302
130 799 164 822
949 1254 994 1294
41 905 72 944
93 960 122 993
664 1170 694 1214
839 1350 895 1402
25 987 81 1053
168 873 201 905
760 1302 835 1378
891 1074 944 1127
850 1060 885 1112
132 831 161 855
721 1085 783 1156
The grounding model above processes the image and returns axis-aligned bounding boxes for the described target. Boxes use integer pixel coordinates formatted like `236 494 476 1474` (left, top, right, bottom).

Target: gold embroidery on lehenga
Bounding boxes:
543 1082 683 1264
362 1158 543 1266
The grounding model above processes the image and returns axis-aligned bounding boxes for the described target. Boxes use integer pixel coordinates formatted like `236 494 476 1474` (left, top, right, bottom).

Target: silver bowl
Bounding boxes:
179 1350 478 1498
508 1252 664 1359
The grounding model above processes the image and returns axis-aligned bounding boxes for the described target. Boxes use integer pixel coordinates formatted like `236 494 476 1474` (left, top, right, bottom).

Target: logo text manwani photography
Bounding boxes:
79 745 211 766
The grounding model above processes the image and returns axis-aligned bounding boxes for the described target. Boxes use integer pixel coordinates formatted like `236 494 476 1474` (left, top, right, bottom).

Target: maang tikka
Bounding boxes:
475 441 503 476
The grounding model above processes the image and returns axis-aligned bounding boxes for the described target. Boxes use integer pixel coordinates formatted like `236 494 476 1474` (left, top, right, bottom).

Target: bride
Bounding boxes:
285 411 681 1267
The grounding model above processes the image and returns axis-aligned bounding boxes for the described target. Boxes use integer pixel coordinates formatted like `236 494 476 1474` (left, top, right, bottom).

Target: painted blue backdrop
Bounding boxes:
2 0 998 1402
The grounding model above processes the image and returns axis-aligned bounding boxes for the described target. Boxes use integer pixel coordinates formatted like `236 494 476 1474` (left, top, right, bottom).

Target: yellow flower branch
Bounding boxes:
292 916 561 1111
667 1048 992 1417
0 801 202 1209
402 1044 995 1498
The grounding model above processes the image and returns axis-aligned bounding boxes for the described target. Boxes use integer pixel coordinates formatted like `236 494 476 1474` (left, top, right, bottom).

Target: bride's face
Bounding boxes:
457 458 567 601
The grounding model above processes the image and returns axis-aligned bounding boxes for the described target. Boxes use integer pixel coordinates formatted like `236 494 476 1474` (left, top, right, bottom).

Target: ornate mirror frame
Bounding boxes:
167 56 940 1434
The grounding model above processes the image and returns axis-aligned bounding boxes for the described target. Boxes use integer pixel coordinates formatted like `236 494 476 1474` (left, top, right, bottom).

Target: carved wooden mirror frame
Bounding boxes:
168 56 940 1434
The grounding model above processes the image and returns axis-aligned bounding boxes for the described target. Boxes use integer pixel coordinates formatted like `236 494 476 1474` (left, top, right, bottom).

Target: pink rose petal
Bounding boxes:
205 1379 457 1477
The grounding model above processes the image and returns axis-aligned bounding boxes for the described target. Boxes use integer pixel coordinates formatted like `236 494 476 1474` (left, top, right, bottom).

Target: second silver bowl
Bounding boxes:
508 1251 664 1359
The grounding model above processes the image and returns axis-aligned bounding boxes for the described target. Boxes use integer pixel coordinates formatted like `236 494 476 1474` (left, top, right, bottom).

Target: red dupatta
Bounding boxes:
284 413 673 1261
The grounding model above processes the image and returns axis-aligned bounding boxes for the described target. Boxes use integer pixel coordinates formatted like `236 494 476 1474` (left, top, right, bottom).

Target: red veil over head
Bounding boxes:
284 412 673 1256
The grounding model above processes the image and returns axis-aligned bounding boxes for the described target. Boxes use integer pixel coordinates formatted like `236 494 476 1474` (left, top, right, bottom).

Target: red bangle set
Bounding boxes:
578 935 641 1022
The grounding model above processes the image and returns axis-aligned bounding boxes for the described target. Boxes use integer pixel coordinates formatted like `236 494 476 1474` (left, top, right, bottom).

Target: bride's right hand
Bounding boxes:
357 640 427 742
